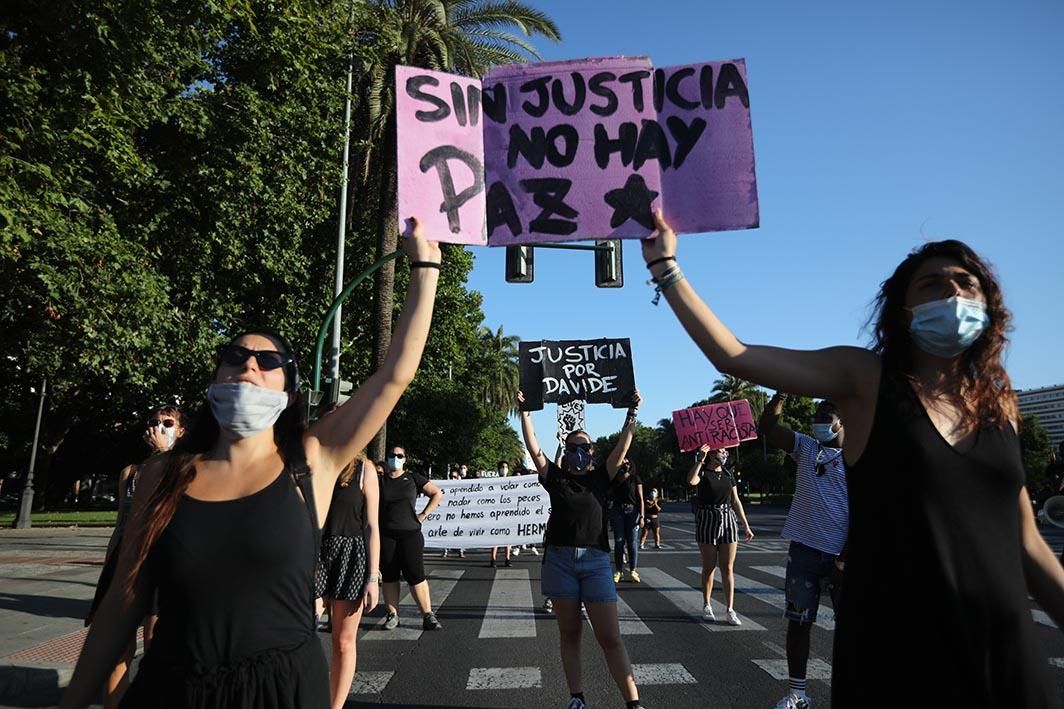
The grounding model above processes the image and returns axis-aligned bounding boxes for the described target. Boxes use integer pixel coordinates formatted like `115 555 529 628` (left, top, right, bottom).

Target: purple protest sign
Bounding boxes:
395 66 486 245
658 60 759 234
482 57 663 245
394 56 758 246
672 399 758 452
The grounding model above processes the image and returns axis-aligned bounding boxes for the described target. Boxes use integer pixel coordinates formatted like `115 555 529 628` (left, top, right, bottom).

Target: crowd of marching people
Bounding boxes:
62 210 1064 709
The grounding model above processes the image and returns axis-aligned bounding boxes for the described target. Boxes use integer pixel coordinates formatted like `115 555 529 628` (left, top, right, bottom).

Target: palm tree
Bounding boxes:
708 374 760 406
479 324 520 416
354 0 561 458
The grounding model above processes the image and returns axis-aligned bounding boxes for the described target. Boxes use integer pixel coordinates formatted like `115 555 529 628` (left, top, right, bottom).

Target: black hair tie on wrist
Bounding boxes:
645 256 676 269
410 261 442 269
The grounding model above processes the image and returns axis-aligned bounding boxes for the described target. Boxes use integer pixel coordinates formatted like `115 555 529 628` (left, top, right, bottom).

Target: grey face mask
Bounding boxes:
208 382 289 439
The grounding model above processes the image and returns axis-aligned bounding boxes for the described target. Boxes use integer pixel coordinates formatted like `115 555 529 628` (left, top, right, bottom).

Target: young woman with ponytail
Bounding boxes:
61 221 440 708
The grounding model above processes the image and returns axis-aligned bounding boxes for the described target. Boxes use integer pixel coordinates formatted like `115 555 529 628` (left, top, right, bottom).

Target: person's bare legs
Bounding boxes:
382 580 401 616
719 542 738 609
409 579 433 614
699 543 719 605
552 599 584 694
585 601 639 702
329 598 366 709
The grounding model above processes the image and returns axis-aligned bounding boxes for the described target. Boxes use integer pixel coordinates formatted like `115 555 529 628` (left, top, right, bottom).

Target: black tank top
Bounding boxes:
836 370 1059 707
148 467 317 667
322 473 364 538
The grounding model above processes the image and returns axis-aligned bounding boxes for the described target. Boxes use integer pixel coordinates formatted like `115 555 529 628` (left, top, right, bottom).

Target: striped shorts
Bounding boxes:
695 505 739 545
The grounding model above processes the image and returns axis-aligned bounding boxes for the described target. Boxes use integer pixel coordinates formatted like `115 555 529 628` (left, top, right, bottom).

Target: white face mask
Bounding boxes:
208 383 288 439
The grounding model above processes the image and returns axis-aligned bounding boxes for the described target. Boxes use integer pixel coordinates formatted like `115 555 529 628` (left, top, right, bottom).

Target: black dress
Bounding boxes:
835 371 1059 707
121 466 328 709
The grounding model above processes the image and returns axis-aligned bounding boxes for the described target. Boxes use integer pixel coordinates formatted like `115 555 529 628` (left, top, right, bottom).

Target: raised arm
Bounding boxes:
759 392 797 453
641 212 879 406
686 445 711 486
307 218 441 500
61 461 164 708
606 391 641 479
517 390 549 477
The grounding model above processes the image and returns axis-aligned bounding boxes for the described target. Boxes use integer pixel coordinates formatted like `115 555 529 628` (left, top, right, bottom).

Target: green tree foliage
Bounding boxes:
1 1 558 503
1020 413 1053 495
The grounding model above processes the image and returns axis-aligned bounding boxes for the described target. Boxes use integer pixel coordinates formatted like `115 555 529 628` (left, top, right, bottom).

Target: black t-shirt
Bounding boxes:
644 496 662 516
540 461 610 552
608 470 642 507
322 472 364 538
378 471 431 535
696 469 735 507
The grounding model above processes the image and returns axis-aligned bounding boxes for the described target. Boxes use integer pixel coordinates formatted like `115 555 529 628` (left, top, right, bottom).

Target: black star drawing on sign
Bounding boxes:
603 174 659 229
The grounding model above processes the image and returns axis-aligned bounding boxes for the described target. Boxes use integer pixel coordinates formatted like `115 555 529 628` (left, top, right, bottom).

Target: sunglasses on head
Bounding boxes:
148 418 176 428
216 344 294 371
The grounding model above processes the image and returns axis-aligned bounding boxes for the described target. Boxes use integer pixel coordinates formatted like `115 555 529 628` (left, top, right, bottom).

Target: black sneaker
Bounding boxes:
489 558 497 568
422 612 443 630
504 558 513 567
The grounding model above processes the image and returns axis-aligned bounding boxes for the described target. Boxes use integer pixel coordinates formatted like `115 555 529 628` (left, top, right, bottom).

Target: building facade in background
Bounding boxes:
1017 384 1064 449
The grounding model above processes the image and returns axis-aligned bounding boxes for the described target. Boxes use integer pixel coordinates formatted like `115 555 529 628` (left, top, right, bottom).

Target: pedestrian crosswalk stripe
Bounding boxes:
349 670 394 695
466 666 542 690
632 663 697 685
616 593 653 635
479 568 537 638
363 569 464 641
637 567 766 632
751 659 832 680
1033 609 1058 628
1050 658 1064 669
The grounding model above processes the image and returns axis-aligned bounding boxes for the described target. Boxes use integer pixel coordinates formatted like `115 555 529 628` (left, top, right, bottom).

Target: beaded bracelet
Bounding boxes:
650 268 685 305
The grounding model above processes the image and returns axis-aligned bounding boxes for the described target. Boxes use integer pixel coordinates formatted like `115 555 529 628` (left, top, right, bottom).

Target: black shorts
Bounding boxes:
644 516 660 530
380 529 426 585
315 535 368 601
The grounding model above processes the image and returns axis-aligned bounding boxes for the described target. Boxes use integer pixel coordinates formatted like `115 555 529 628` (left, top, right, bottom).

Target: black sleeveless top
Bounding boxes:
835 371 1059 707
122 465 328 708
323 473 364 538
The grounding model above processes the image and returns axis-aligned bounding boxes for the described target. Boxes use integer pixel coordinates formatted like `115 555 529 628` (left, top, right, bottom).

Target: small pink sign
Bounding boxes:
396 66 487 245
672 399 758 452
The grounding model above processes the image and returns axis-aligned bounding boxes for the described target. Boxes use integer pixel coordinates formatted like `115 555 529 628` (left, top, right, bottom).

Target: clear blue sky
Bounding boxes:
460 0 1064 448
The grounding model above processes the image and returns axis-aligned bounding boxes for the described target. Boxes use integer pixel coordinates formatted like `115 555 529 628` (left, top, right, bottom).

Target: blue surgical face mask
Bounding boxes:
565 448 592 471
811 423 839 443
908 296 989 358
208 383 288 439
387 456 404 472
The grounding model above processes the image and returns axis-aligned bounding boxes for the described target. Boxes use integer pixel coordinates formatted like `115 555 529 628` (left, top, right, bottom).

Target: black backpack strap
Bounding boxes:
284 439 321 557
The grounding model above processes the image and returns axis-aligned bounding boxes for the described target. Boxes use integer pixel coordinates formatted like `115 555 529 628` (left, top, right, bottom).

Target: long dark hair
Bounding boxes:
868 240 1017 430
125 329 308 599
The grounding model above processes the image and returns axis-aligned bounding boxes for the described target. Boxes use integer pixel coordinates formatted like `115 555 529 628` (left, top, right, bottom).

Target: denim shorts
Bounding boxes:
541 545 617 603
784 541 842 623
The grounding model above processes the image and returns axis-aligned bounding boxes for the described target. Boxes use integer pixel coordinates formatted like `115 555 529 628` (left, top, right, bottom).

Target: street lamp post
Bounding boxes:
14 377 46 529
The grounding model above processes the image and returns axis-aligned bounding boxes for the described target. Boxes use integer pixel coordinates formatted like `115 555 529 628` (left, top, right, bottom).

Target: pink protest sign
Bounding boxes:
395 66 486 245
672 399 758 452
395 56 758 246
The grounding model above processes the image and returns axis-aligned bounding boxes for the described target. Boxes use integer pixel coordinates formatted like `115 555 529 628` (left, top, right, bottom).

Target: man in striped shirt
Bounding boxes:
761 393 849 709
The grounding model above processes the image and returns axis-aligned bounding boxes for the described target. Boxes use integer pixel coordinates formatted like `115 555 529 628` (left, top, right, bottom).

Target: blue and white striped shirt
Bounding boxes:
780 432 849 555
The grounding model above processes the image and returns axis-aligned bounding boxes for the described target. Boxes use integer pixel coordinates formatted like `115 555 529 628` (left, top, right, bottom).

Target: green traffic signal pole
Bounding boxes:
312 249 403 399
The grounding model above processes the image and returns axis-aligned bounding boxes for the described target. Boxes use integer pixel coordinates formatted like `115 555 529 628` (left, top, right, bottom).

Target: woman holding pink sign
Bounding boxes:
642 211 1063 707
686 444 753 626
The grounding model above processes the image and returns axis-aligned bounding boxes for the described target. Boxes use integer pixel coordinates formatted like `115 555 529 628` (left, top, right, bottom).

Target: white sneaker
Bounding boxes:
702 603 716 622
529 546 539 556
726 608 741 625
511 546 520 556
775 693 812 709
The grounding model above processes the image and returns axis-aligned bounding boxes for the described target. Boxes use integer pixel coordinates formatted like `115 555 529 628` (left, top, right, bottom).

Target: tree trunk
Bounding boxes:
370 108 398 461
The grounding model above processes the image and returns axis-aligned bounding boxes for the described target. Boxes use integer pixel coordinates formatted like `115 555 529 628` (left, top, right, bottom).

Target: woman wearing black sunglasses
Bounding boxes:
62 221 441 709
87 406 186 709
517 389 646 709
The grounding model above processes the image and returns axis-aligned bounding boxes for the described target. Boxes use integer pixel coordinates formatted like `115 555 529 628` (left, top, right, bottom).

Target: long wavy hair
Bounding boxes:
124 329 308 600
868 239 1017 430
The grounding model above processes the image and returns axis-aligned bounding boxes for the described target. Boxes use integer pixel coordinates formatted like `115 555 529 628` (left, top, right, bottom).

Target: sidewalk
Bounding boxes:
0 527 112 708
